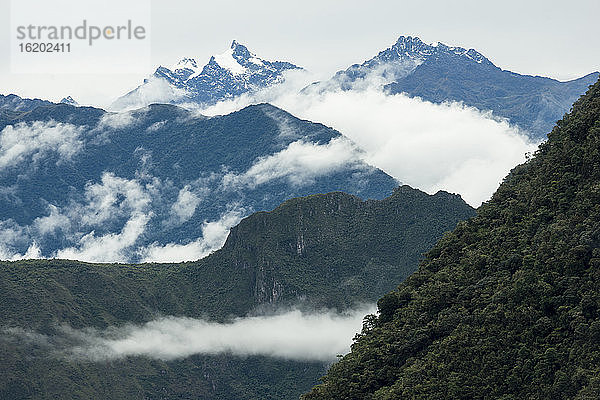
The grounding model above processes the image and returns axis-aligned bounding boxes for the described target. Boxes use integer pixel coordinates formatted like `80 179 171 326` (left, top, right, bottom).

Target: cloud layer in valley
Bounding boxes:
4 306 374 362
200 71 540 206
0 128 361 263
0 100 379 263
138 207 245 263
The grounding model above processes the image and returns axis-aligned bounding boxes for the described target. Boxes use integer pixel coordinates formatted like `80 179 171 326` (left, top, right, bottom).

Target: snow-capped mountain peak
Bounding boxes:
390 35 434 58
111 40 303 110
210 40 278 75
377 35 491 66
170 57 200 72
212 44 249 75
230 39 251 57
60 96 78 106
431 41 490 64
307 35 495 93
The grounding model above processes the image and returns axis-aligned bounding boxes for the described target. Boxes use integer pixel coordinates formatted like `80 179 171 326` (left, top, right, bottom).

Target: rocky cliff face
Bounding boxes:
220 187 475 309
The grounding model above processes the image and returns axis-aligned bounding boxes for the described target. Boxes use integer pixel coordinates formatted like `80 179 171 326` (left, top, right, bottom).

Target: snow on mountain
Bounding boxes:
111 41 302 110
60 96 78 106
109 35 597 139
212 46 248 75
306 35 493 92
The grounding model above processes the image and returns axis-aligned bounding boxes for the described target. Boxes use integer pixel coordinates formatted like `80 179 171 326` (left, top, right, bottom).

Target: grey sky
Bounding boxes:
0 0 598 107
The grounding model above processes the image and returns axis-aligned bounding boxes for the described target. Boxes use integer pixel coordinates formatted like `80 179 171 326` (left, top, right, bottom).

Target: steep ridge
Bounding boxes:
0 186 474 399
304 79 600 399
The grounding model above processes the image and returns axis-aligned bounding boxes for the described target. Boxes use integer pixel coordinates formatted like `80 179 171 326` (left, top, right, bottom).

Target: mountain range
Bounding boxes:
0 94 53 113
0 99 400 262
60 96 78 106
111 36 598 139
0 186 474 399
1 33 599 400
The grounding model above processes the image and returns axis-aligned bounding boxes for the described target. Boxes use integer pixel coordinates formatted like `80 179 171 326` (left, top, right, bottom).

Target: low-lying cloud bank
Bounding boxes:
5 306 374 362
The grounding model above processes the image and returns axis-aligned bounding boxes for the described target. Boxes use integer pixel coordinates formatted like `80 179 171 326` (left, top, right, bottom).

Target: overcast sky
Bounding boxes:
0 0 598 107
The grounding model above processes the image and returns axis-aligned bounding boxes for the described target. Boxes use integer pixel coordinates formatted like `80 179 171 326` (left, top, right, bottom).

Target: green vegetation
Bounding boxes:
0 186 474 399
304 79 600 399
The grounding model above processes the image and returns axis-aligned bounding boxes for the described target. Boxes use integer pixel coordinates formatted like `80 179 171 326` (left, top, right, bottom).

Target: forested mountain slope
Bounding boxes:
304 79 600 399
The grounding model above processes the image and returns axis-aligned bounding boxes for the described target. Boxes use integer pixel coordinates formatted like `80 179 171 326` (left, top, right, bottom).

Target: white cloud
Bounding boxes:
63 306 374 362
0 221 40 260
0 221 26 245
109 76 191 112
198 208 244 249
305 60 423 93
49 173 156 263
96 111 138 130
0 174 242 263
282 89 539 206
0 172 164 262
184 68 316 118
200 84 539 206
96 103 158 131
146 120 167 132
13 243 42 260
0 120 84 169
78 172 152 226
222 137 363 189
0 243 42 261
55 212 151 263
140 208 244 263
169 185 201 225
33 205 71 235
0 240 42 261
1 71 538 262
